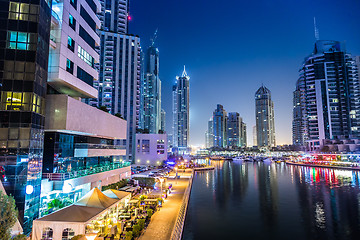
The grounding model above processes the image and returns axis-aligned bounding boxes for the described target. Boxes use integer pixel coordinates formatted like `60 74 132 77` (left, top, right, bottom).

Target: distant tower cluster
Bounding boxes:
173 67 190 151
209 104 247 148
292 40 360 150
255 86 276 148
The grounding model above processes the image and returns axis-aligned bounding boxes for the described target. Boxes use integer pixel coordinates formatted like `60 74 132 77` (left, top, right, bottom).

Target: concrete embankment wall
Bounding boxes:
169 170 194 240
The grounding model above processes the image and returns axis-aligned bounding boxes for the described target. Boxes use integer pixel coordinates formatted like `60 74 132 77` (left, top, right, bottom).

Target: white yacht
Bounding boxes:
232 156 243 161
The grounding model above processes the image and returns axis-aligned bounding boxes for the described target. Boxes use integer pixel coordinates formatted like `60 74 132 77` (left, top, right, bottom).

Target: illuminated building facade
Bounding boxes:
172 67 190 152
294 41 360 151
255 86 276 148
0 0 52 233
160 108 166 132
205 118 214 148
213 104 227 148
87 0 141 161
41 0 130 220
227 112 247 148
142 43 161 134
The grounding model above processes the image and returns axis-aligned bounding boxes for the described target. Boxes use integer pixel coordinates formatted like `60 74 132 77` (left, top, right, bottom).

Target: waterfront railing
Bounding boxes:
170 170 194 240
42 162 131 181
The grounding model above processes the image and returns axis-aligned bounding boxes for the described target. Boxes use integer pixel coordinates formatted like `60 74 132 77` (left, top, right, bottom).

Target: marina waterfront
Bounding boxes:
182 160 360 240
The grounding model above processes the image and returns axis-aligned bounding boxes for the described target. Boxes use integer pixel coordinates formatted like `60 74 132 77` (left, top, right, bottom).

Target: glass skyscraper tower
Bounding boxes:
172 67 190 151
142 42 161 133
255 86 276 148
0 0 52 233
213 104 227 148
293 40 360 149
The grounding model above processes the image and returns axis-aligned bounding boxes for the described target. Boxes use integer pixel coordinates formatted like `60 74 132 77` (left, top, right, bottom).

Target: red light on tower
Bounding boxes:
127 15 132 21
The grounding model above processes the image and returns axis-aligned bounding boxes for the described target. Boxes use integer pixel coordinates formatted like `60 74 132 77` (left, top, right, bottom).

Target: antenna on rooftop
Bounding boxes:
150 28 158 46
314 17 320 41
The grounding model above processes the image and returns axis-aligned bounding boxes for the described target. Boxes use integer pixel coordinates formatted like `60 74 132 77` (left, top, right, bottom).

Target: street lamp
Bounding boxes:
159 178 164 198
174 167 178 184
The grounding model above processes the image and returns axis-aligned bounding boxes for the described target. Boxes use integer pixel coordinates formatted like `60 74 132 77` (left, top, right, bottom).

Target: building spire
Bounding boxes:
314 17 320 41
182 65 187 77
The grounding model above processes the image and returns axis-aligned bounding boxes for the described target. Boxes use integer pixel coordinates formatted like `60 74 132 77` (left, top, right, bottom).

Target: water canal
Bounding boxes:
182 161 360 240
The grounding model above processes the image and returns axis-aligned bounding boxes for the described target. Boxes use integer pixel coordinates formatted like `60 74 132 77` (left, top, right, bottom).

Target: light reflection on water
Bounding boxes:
183 160 360 240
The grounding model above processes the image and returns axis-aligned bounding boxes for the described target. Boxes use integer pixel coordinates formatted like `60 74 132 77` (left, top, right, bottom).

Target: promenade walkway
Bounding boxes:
139 169 192 240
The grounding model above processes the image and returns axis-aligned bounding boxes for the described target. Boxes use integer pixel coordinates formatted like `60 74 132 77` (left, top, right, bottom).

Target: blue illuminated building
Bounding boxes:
0 0 52 233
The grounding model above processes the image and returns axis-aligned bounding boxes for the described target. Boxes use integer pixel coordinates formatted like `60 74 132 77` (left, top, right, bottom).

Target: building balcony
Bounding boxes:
45 94 127 139
74 143 126 157
42 162 131 181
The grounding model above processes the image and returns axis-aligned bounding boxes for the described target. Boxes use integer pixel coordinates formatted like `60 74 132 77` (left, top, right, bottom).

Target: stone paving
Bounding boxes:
139 169 192 240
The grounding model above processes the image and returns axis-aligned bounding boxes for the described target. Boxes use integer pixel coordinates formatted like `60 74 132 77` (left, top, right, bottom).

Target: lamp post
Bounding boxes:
160 178 164 198
174 167 178 184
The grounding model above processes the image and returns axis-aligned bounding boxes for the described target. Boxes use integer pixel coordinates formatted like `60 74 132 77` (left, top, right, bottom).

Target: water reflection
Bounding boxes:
183 161 360 240
257 162 278 228
291 165 360 239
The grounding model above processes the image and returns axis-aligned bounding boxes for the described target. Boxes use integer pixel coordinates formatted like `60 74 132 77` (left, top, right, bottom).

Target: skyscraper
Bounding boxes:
293 40 360 150
255 86 276 148
142 39 161 133
213 104 227 148
253 125 257 147
0 0 52 232
292 78 305 145
172 67 190 151
205 118 214 148
227 112 247 148
160 109 166 133
91 0 141 161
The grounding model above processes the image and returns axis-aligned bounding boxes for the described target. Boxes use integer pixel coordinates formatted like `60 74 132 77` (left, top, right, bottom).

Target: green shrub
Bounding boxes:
12 234 27 240
138 219 145 230
132 224 141 237
0 191 17 240
147 209 153 218
125 231 133 240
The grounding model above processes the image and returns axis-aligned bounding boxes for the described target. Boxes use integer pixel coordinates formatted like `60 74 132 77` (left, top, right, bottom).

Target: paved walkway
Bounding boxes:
139 170 192 240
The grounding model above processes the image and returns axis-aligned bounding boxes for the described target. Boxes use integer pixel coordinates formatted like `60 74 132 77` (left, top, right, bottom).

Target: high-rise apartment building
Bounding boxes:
41 0 130 222
253 125 257 147
293 40 360 150
292 78 304 145
160 109 166 132
89 0 141 161
0 0 52 232
255 86 276 148
205 118 214 148
213 104 227 148
172 67 190 151
142 42 161 133
227 112 247 148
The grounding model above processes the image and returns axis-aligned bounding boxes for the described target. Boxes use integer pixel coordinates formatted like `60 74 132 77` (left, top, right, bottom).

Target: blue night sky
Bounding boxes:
129 0 360 146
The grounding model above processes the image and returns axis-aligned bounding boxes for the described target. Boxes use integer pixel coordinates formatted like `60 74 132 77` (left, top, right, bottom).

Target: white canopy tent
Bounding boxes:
32 188 123 240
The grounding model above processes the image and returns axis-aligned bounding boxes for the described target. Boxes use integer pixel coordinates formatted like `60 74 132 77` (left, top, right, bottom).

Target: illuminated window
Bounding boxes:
41 227 53 240
78 45 94 67
70 0 77 9
67 36 75 52
332 98 338 103
66 59 74 74
8 2 39 22
69 14 76 30
7 31 36 50
62 228 75 240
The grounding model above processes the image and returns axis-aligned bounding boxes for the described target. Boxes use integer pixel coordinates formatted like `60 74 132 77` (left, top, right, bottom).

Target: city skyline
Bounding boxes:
130 0 360 146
